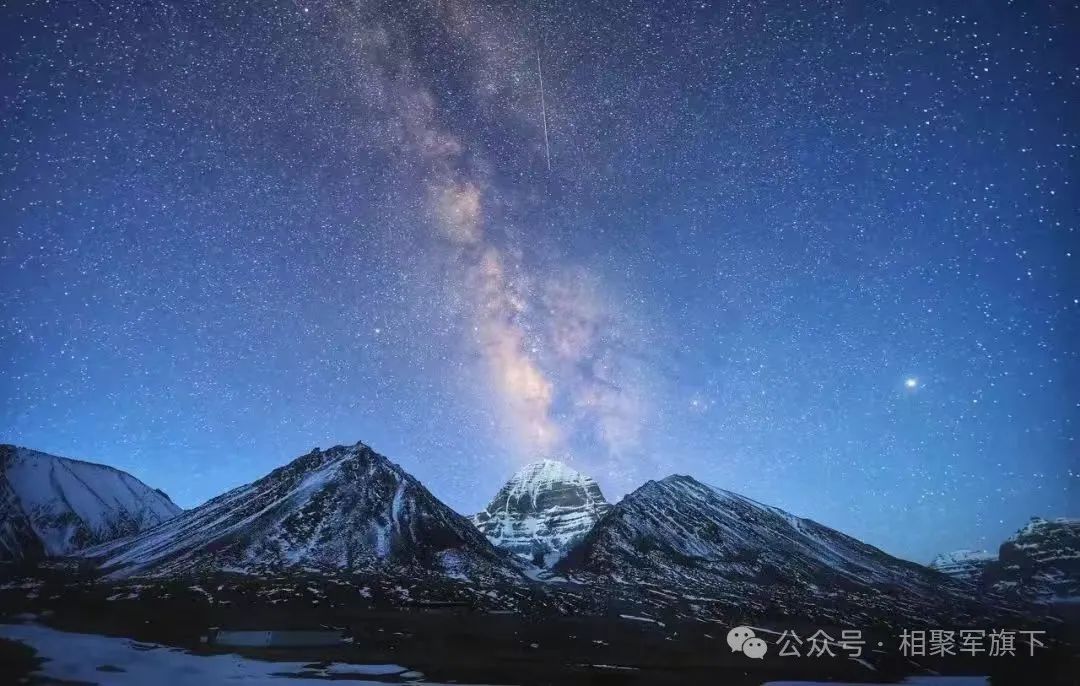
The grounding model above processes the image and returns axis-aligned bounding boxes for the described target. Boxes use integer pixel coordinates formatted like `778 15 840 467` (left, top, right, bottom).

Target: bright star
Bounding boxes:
904 377 918 389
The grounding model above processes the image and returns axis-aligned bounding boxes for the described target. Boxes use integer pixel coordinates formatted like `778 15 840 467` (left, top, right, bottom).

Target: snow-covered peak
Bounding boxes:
928 549 996 581
0 445 181 560
1007 515 1077 542
930 549 996 566
473 459 611 567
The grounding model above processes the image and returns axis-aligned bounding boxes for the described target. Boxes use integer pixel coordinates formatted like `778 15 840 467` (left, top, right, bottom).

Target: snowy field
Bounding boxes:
0 623 504 685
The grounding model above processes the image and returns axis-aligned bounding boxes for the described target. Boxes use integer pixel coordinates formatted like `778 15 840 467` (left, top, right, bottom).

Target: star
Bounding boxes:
904 378 919 390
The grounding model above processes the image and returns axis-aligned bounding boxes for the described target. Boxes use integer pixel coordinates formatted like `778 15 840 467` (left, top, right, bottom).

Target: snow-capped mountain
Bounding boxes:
557 475 997 626
985 516 1080 604
84 442 520 581
472 459 611 566
0 445 181 561
928 549 996 581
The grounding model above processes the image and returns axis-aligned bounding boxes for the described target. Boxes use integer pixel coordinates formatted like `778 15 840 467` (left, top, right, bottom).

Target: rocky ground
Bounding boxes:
1 567 1076 685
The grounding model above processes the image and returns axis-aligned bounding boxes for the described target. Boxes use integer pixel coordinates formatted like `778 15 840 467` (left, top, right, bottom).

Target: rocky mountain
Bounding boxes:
83 442 521 582
472 459 611 566
557 475 1001 626
928 549 996 581
985 516 1080 605
0 445 181 561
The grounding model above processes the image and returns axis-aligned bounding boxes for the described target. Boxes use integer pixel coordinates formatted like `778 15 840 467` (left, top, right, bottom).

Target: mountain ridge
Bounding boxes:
82 442 522 582
0 445 181 561
556 474 1005 626
10 439 1068 628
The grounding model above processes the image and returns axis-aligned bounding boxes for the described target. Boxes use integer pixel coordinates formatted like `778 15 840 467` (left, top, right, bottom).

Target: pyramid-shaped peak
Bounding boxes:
474 458 612 567
83 440 515 580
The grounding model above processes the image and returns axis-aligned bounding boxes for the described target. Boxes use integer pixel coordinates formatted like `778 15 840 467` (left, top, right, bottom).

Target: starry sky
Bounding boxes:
1 0 1076 564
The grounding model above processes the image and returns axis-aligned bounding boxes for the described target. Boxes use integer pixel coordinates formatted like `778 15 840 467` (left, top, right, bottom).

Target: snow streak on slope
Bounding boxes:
472 459 611 566
84 442 520 581
0 445 181 560
558 475 1003 626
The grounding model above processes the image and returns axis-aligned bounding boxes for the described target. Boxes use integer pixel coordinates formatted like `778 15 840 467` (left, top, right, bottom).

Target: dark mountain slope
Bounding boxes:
84 442 520 583
558 475 1010 626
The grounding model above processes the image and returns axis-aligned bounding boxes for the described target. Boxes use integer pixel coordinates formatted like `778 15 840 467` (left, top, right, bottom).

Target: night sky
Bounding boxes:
2 0 1076 564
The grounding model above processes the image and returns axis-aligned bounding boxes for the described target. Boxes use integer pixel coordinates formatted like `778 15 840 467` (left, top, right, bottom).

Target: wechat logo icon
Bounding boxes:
727 625 768 659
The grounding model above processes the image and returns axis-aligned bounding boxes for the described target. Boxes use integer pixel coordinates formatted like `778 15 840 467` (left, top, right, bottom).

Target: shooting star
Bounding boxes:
536 48 551 171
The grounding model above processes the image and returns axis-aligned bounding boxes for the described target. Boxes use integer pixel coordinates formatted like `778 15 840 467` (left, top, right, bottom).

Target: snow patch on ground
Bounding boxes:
0 623 505 685
618 614 665 626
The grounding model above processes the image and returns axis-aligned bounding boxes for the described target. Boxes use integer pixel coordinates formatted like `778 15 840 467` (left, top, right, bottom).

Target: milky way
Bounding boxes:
1 0 1076 562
